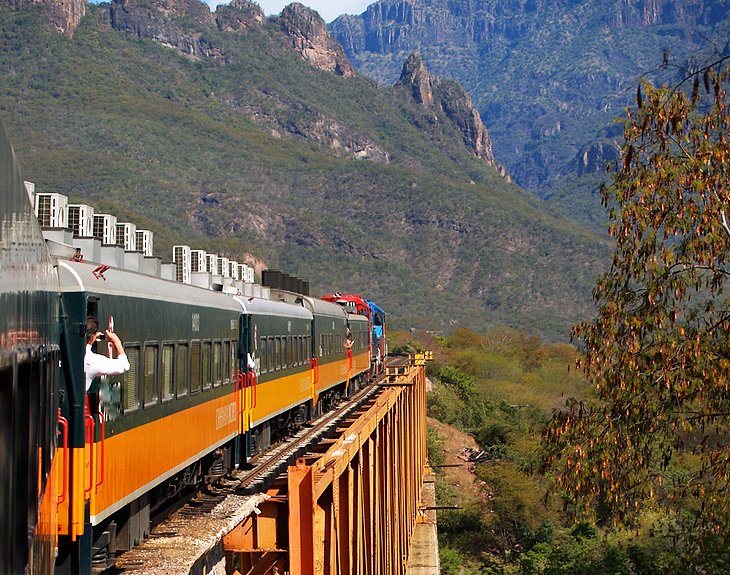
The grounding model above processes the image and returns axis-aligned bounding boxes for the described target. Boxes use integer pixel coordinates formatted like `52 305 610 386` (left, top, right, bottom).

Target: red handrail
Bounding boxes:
95 407 105 488
57 408 68 506
236 369 246 415
84 401 94 498
248 371 257 408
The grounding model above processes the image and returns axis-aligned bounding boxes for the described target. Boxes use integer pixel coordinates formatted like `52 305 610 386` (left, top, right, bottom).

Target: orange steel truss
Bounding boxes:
288 352 431 575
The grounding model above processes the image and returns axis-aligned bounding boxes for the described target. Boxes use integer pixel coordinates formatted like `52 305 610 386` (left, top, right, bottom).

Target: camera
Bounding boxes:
97 332 106 340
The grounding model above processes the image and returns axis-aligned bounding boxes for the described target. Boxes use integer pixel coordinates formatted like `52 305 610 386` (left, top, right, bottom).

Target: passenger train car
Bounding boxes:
54 262 380 572
321 293 388 376
0 118 61 575
1 114 386 574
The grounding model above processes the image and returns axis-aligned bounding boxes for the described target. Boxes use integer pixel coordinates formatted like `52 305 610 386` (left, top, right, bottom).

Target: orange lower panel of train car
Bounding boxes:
315 352 369 397
90 393 240 523
249 369 313 427
32 448 59 575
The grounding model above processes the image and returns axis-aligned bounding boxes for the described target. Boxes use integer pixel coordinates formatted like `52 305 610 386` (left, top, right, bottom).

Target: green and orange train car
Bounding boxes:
53 260 376 573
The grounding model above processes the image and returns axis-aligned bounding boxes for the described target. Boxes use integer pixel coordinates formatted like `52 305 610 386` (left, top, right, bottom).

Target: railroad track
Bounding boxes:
105 367 392 574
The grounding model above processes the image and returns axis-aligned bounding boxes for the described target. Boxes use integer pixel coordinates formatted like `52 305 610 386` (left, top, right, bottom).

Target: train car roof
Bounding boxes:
232 294 312 320
321 293 370 316
57 260 246 313
301 295 348 320
347 312 369 324
366 300 385 315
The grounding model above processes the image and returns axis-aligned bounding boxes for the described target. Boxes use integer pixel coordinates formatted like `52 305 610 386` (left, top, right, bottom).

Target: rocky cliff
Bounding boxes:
215 0 265 32
277 3 356 77
110 0 222 59
397 53 498 169
332 0 721 57
4 0 85 34
330 0 730 211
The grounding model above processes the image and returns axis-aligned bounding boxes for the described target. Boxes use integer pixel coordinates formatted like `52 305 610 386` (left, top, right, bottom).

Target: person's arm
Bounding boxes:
93 330 130 375
106 330 126 358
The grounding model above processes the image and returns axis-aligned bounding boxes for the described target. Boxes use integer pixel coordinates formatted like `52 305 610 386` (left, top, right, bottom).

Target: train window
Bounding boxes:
213 341 221 387
267 337 274 372
176 342 188 398
229 340 236 383
294 336 300 366
144 344 158 407
287 336 293 367
274 337 281 370
202 341 212 390
123 345 140 412
222 341 230 385
190 341 201 394
259 337 269 373
162 344 174 402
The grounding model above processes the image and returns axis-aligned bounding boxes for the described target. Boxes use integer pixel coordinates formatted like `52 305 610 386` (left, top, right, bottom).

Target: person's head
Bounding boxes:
85 316 100 344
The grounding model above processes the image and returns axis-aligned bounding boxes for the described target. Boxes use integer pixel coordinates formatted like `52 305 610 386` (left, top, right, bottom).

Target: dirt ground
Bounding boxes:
427 416 489 502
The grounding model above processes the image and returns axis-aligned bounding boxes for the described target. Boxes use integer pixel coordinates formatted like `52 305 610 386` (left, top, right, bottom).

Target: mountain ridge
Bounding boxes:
329 0 730 223
0 0 610 339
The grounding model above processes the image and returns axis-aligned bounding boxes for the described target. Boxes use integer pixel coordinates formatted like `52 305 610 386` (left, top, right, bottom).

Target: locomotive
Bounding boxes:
0 118 386 574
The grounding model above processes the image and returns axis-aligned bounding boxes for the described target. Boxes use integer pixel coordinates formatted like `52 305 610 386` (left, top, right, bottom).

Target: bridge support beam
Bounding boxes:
288 353 431 575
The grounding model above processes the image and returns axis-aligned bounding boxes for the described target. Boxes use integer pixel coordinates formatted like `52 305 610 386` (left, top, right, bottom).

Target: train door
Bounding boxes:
56 295 98 574
309 317 320 414
236 314 254 464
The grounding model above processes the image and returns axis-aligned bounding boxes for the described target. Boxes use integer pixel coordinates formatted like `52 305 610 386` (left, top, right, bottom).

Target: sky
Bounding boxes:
207 0 372 22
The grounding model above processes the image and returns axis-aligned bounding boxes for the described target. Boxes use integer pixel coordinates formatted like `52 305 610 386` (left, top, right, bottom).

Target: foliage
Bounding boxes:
427 426 445 467
425 326 730 573
541 63 730 559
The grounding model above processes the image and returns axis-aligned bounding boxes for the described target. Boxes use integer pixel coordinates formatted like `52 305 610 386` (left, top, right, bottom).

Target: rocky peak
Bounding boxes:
438 80 495 165
277 3 357 77
215 0 265 32
395 52 434 107
110 0 221 59
397 52 496 167
6 0 86 35
575 139 621 176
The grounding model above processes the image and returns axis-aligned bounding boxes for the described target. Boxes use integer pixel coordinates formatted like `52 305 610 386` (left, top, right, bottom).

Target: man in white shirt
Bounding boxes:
84 316 130 392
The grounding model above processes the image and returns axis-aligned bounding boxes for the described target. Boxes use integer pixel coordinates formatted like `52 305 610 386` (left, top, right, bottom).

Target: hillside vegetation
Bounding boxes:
0 0 609 339
405 328 720 574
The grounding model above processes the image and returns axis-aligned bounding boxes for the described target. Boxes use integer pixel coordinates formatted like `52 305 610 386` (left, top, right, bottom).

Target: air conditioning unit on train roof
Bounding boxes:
34 193 68 229
135 230 153 257
93 214 118 245
116 223 136 251
67 204 94 238
173 245 192 284
218 257 229 278
228 260 239 280
190 250 207 273
206 254 218 276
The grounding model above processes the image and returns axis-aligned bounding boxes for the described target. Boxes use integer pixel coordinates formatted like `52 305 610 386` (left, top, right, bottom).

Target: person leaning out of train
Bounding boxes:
84 316 130 392
344 329 354 351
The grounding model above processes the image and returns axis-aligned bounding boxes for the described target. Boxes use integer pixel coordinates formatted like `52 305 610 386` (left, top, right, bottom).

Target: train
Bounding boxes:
0 117 387 574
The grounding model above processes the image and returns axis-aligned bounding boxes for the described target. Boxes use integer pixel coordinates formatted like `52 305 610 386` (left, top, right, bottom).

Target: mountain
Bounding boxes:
329 0 730 227
0 0 610 339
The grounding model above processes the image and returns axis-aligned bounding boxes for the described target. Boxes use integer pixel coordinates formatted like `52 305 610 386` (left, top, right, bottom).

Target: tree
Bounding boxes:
541 62 730 540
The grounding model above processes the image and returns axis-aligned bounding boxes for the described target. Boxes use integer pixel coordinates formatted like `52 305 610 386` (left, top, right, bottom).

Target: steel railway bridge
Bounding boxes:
110 352 437 575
